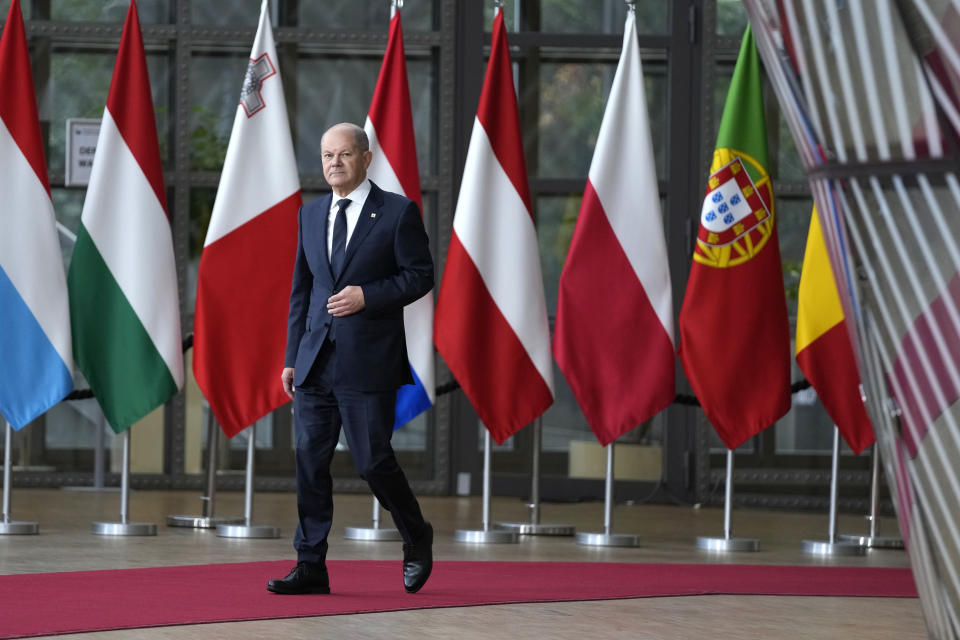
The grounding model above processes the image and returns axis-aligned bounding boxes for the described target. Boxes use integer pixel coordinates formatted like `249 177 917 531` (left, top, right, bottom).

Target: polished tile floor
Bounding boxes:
0 489 925 639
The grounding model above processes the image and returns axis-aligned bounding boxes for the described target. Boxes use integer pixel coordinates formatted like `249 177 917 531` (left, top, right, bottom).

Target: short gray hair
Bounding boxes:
325 122 369 153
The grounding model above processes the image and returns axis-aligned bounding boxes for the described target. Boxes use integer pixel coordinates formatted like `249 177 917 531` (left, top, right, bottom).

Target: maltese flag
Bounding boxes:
193 0 301 437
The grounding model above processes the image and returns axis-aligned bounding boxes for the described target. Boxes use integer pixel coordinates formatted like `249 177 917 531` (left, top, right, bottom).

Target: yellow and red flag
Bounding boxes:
678 26 791 449
795 207 873 453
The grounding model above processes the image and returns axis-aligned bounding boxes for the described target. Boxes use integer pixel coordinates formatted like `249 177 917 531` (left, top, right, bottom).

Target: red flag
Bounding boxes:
553 10 674 446
795 208 873 453
364 10 434 429
193 0 301 437
434 9 554 444
678 28 791 449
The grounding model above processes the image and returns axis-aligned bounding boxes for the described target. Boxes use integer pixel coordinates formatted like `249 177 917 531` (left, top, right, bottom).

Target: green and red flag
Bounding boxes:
67 1 183 431
678 25 791 450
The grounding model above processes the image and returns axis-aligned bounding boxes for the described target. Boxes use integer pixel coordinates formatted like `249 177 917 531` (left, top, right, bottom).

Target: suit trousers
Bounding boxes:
292 339 427 566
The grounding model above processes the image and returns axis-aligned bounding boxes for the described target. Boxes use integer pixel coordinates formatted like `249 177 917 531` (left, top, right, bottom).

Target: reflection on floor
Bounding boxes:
0 489 925 639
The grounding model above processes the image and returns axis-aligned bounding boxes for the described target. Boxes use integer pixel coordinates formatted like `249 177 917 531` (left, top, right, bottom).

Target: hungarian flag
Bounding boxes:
193 0 300 438
677 26 791 450
67 0 183 432
553 9 674 446
796 207 873 454
0 0 74 430
434 8 554 444
364 8 434 430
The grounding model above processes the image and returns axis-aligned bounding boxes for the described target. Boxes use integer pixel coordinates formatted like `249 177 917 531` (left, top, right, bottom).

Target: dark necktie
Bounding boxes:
330 198 350 278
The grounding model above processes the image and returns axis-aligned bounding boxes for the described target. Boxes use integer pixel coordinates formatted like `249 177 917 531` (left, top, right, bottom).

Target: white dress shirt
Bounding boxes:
326 179 372 258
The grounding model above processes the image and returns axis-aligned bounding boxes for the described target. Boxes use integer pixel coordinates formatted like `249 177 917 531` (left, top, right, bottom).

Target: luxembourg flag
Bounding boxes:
67 0 183 431
434 8 554 444
553 8 674 446
364 8 434 430
193 0 301 438
0 0 74 430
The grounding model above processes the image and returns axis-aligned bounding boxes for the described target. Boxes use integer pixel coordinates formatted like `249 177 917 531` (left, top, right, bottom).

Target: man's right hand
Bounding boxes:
281 367 295 399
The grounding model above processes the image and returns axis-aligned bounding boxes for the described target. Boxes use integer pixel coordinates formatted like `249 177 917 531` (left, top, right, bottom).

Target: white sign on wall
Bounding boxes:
65 118 101 187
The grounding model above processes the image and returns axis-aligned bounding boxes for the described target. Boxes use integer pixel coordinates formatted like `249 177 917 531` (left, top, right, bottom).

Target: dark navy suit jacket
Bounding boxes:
284 181 433 390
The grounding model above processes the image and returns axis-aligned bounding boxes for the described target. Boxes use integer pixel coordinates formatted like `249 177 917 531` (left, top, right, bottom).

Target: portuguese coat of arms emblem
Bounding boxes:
695 152 774 268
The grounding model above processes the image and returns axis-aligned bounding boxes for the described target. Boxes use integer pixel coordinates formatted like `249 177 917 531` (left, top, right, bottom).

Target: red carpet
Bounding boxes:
0 560 916 638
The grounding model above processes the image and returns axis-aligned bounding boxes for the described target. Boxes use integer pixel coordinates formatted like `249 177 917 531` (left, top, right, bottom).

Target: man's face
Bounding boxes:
321 128 372 196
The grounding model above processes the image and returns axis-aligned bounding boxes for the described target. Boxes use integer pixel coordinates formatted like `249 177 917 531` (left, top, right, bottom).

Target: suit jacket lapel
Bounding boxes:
338 182 384 280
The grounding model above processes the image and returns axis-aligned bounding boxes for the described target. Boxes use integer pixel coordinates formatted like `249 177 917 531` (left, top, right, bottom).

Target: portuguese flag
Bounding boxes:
678 25 791 450
67 1 183 432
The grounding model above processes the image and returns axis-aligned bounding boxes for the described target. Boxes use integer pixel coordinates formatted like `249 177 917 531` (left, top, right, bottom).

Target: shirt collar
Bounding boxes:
331 179 371 211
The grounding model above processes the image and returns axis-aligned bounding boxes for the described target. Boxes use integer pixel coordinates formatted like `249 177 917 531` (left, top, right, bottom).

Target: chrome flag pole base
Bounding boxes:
0 521 39 535
344 526 402 541
801 539 865 556
455 528 518 544
166 515 244 529
837 533 905 550
576 531 640 547
495 521 576 536
696 536 760 552
92 521 156 536
216 523 281 539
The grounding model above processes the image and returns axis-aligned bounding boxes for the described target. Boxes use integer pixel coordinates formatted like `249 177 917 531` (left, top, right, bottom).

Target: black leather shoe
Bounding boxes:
266 562 330 594
402 522 433 593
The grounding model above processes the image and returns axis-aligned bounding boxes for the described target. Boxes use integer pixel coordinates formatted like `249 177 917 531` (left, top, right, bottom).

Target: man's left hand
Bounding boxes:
328 285 365 317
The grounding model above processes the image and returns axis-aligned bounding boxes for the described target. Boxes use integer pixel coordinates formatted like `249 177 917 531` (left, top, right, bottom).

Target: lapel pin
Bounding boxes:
371 212 377 218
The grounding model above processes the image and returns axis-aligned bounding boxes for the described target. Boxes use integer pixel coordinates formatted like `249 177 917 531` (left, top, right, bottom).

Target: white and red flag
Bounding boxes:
434 8 554 444
0 0 74 430
553 9 674 446
193 0 301 438
364 8 434 429
67 0 182 431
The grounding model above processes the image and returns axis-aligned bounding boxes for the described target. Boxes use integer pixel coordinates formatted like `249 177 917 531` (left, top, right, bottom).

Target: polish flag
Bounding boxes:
0 0 74 430
67 0 182 431
193 0 301 438
364 9 434 429
553 9 674 446
434 9 554 444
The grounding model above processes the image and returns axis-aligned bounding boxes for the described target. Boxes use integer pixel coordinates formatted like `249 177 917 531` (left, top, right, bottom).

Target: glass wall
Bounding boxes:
1 1 878 509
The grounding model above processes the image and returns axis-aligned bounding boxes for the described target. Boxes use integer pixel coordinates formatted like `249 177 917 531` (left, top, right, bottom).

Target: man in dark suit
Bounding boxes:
268 122 434 595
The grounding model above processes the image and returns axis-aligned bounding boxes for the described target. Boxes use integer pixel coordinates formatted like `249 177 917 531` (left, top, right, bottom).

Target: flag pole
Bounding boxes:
838 442 905 549
167 406 242 528
344 495 403 541
696 447 759 551
0 421 38 535
576 443 640 546
217 423 280 538
495 417 575 535
92 429 156 536
802 427 863 555
455 421 517 543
